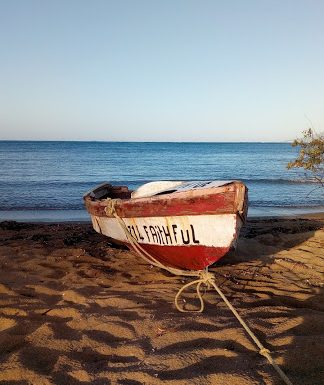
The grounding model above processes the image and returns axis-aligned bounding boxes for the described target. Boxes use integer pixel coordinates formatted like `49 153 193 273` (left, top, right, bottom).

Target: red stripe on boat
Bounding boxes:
86 191 236 218
124 243 230 270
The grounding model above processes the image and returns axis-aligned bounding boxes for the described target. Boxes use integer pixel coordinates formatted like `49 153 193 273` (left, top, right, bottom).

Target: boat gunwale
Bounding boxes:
84 181 248 220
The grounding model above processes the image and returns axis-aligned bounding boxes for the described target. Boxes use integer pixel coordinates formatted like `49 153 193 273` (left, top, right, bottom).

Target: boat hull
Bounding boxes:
90 213 242 270
84 180 248 270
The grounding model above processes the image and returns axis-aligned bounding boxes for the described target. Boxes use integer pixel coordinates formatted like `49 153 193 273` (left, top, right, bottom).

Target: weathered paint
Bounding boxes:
85 188 238 218
92 214 238 247
124 243 231 270
90 213 242 270
84 180 248 270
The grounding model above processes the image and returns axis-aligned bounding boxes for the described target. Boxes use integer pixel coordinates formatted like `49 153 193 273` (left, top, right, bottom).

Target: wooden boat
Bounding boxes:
84 180 248 270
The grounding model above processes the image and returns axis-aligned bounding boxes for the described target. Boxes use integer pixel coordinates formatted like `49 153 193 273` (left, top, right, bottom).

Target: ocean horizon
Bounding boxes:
1 141 323 222
1 140 293 143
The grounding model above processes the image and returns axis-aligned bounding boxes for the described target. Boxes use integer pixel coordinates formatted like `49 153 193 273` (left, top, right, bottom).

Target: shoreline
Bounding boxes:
1 207 324 223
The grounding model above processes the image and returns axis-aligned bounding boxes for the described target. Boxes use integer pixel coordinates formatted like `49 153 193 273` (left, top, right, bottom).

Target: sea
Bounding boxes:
0 141 323 222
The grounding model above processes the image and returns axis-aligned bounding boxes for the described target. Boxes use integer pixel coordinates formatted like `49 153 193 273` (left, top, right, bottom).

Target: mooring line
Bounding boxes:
104 199 294 385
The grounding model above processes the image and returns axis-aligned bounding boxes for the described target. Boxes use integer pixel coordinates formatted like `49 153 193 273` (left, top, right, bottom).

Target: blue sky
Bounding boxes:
0 0 323 141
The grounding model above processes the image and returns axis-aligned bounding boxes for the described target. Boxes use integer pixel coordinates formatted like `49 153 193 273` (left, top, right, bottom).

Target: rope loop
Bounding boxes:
175 269 216 312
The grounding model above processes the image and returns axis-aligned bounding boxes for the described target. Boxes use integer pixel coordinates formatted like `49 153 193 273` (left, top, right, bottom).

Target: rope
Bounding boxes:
104 199 294 385
106 202 200 278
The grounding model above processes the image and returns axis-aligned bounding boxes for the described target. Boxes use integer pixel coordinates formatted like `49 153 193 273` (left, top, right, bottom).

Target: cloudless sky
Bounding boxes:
0 0 323 141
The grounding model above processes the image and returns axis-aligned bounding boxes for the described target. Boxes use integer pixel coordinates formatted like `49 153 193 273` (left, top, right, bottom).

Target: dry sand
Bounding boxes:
0 216 323 385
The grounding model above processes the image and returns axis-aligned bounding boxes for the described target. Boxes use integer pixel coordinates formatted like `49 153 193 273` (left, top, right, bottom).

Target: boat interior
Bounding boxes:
85 183 133 201
85 181 185 201
85 181 239 201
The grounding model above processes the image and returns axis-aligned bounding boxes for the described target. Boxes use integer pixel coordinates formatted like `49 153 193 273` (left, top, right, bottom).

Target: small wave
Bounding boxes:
0 180 149 187
242 178 322 185
0 203 84 211
251 202 324 208
0 178 321 187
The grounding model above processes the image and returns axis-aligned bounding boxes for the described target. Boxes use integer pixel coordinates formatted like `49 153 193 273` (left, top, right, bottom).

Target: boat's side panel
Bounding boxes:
92 214 237 247
125 243 231 270
91 214 241 269
85 185 241 219
120 191 236 218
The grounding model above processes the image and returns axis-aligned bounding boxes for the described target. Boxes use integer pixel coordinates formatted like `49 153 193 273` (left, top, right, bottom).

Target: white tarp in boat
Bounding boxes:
131 180 234 199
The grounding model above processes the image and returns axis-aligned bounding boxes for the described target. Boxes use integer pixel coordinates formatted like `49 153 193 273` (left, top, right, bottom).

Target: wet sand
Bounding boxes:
0 216 323 385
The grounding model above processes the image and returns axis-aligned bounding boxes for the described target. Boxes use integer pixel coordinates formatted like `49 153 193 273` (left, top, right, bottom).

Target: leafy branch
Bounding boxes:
287 128 324 187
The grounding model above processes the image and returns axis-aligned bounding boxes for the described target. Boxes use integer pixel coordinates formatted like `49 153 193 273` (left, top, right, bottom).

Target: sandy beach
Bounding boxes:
0 216 323 385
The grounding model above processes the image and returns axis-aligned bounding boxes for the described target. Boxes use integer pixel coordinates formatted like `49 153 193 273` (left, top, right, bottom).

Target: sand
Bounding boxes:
0 216 323 385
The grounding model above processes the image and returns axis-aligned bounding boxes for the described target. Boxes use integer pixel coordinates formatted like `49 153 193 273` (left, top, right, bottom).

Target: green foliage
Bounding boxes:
287 128 324 185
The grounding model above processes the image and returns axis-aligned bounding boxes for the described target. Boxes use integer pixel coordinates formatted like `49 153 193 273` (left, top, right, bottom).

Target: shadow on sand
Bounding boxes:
0 218 323 384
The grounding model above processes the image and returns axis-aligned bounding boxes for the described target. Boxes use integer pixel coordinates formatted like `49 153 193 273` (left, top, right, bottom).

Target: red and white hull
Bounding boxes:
84 180 248 270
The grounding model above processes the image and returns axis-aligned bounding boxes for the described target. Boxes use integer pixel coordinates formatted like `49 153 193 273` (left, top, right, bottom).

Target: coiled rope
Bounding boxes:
104 199 293 385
